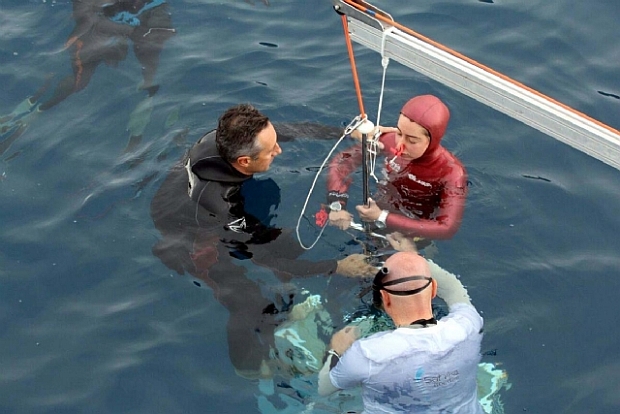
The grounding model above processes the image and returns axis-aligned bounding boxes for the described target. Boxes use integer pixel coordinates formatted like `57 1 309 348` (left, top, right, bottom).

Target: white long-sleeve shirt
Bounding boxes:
319 260 484 414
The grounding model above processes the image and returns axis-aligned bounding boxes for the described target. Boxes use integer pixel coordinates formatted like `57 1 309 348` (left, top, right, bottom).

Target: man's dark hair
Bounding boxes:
216 104 270 163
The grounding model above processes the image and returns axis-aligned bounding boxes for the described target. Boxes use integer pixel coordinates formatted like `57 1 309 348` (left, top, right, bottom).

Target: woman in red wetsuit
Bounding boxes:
326 94 467 240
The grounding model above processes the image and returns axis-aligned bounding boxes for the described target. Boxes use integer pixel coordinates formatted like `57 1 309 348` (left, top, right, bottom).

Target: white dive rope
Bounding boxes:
368 26 394 183
295 116 365 250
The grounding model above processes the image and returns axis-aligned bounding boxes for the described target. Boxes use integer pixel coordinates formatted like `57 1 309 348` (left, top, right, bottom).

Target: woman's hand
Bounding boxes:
355 198 382 222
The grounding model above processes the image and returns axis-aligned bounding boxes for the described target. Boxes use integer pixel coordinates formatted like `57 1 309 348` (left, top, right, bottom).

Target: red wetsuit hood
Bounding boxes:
400 95 450 160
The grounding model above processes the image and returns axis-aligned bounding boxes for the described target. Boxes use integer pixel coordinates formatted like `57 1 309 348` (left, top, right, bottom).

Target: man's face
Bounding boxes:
394 114 430 161
247 122 282 173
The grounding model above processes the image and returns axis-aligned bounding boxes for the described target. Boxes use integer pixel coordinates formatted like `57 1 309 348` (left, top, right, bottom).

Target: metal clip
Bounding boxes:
344 115 367 136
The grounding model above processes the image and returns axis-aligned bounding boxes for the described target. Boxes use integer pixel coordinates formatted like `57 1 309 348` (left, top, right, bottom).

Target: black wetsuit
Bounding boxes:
150 127 340 374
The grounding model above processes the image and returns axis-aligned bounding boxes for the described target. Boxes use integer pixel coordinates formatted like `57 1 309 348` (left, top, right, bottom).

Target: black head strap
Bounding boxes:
372 267 432 308
380 276 433 296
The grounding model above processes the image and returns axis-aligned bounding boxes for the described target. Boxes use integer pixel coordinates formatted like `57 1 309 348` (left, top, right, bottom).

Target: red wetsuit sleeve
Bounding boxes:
385 168 467 240
326 144 363 204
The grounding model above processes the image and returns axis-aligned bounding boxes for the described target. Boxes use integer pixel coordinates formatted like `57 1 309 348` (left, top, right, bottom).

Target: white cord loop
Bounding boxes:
295 116 384 250
295 121 351 250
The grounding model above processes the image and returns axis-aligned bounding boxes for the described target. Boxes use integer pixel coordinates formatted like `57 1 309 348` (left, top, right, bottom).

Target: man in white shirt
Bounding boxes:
318 233 484 413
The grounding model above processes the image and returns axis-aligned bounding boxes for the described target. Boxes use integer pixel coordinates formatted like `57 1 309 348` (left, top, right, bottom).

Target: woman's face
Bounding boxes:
394 114 430 161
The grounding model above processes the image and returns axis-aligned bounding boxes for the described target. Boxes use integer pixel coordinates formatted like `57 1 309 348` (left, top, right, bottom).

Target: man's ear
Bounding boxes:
431 279 437 299
381 290 391 309
236 155 252 167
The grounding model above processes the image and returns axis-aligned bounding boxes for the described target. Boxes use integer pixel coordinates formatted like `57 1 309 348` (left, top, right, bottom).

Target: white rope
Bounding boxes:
295 116 366 250
368 27 395 183
376 27 395 128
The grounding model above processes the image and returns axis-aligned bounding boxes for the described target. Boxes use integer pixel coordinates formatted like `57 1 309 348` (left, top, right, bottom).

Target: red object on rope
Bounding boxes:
315 208 329 227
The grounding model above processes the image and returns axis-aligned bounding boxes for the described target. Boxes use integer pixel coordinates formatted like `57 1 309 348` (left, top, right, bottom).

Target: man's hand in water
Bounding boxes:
386 232 418 253
336 254 376 277
329 210 353 230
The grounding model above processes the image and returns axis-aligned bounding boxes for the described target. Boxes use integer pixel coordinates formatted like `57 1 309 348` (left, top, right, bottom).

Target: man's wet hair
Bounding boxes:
216 104 270 163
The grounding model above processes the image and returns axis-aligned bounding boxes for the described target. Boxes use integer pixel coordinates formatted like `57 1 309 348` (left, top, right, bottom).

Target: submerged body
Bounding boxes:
40 0 175 111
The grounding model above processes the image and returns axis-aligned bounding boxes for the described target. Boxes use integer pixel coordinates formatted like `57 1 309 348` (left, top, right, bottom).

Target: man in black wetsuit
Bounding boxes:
150 104 375 379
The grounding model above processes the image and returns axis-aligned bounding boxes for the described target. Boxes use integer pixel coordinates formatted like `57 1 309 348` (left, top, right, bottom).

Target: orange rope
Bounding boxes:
341 14 366 118
342 0 620 136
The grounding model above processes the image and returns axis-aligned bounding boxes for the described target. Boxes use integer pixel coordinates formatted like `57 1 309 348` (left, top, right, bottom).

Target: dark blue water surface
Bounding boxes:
2 0 620 413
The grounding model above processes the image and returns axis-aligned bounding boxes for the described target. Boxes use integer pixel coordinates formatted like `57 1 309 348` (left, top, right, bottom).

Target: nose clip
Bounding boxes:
389 145 403 165
391 145 404 157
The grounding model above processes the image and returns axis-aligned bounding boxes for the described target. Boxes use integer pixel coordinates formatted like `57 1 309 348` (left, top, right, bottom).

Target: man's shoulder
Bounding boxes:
189 134 248 184
449 302 482 317
442 303 484 334
353 329 423 362
189 131 219 166
351 330 393 354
